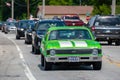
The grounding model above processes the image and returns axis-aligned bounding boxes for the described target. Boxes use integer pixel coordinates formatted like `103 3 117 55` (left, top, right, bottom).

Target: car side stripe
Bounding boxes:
59 41 73 47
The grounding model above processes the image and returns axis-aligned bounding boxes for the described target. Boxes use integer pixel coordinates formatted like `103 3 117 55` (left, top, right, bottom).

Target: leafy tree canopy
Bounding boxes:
0 0 120 21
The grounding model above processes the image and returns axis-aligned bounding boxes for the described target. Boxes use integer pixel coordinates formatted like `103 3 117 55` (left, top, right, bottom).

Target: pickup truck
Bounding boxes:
61 15 85 26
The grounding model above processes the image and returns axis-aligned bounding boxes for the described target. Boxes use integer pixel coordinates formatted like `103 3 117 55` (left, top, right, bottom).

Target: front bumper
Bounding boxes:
17 30 25 37
45 56 102 62
95 34 120 41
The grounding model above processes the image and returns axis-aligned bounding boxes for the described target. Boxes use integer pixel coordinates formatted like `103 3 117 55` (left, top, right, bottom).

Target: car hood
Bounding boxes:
46 40 101 49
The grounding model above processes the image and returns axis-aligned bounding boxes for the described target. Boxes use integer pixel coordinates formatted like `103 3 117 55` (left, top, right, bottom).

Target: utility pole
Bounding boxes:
111 0 116 15
42 0 45 18
80 0 81 6
27 0 30 19
12 0 14 19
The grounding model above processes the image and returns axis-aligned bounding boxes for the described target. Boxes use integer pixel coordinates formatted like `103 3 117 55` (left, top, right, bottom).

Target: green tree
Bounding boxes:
48 0 73 5
91 0 112 15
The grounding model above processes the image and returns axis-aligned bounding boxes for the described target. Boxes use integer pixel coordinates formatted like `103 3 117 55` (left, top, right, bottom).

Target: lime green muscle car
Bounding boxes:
40 26 102 70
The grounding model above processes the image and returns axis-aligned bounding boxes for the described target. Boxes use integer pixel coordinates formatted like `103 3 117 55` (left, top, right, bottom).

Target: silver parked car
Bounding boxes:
4 22 16 34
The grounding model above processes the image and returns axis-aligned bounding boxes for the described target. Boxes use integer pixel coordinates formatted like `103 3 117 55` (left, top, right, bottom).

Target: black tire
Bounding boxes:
32 45 34 52
16 35 20 39
115 41 120 46
25 39 27 44
34 48 38 54
25 39 29 44
34 48 40 54
41 54 44 67
92 61 102 70
108 41 112 45
43 57 52 70
5 32 8 34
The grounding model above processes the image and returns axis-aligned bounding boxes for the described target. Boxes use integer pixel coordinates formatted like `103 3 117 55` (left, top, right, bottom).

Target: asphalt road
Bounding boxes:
0 31 120 80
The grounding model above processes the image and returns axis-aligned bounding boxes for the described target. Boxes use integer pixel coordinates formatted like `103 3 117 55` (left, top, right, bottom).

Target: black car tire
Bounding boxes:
5 32 8 34
25 39 30 44
34 48 40 54
115 41 120 46
92 61 102 70
32 45 34 52
108 41 112 45
43 56 52 70
41 54 44 67
25 40 28 44
16 35 20 39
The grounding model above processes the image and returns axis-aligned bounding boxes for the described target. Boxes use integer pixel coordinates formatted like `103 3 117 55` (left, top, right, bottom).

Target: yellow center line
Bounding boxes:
103 56 120 67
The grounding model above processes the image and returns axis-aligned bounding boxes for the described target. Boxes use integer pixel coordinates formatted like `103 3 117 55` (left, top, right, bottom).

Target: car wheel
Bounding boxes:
34 48 40 54
115 41 120 46
41 54 44 67
5 32 8 34
25 39 29 44
32 45 34 52
16 35 20 39
108 41 112 45
43 57 52 70
92 61 102 70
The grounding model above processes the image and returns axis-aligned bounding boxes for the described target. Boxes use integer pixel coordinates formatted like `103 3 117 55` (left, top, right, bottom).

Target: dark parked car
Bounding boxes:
25 22 35 44
16 20 34 39
87 15 120 45
32 19 66 54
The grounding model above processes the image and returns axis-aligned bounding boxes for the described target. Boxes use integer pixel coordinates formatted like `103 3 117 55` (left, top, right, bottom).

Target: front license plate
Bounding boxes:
68 57 80 62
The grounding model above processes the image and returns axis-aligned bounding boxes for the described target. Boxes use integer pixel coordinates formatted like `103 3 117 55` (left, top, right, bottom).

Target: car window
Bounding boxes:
95 17 120 26
20 22 28 28
49 29 92 40
65 16 80 20
37 22 65 30
88 16 96 27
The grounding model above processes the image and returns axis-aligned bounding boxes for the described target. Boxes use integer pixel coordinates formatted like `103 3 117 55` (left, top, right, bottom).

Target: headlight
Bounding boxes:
50 50 56 56
21 28 24 31
28 33 32 35
92 49 98 55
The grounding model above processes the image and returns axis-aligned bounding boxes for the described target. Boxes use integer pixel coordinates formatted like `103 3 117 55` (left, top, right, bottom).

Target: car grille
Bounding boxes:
95 29 120 35
47 49 101 55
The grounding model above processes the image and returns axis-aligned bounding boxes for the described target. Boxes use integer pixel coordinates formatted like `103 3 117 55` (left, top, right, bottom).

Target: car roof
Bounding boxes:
96 15 119 18
38 19 63 22
62 14 79 17
48 26 90 31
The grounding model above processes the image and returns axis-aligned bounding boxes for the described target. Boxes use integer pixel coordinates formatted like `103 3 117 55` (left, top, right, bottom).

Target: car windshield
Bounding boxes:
49 29 92 40
20 22 28 28
27 20 35 24
7 22 15 26
28 23 35 29
37 22 65 30
95 17 120 26
65 16 80 20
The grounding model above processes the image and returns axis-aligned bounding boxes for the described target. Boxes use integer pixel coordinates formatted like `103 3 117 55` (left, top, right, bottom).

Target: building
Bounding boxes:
36 6 93 23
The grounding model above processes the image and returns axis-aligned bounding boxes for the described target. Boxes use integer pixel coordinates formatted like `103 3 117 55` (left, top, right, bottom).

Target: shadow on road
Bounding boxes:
38 64 94 71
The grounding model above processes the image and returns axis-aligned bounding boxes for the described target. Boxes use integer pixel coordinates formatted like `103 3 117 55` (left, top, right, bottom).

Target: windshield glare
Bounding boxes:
49 29 92 40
